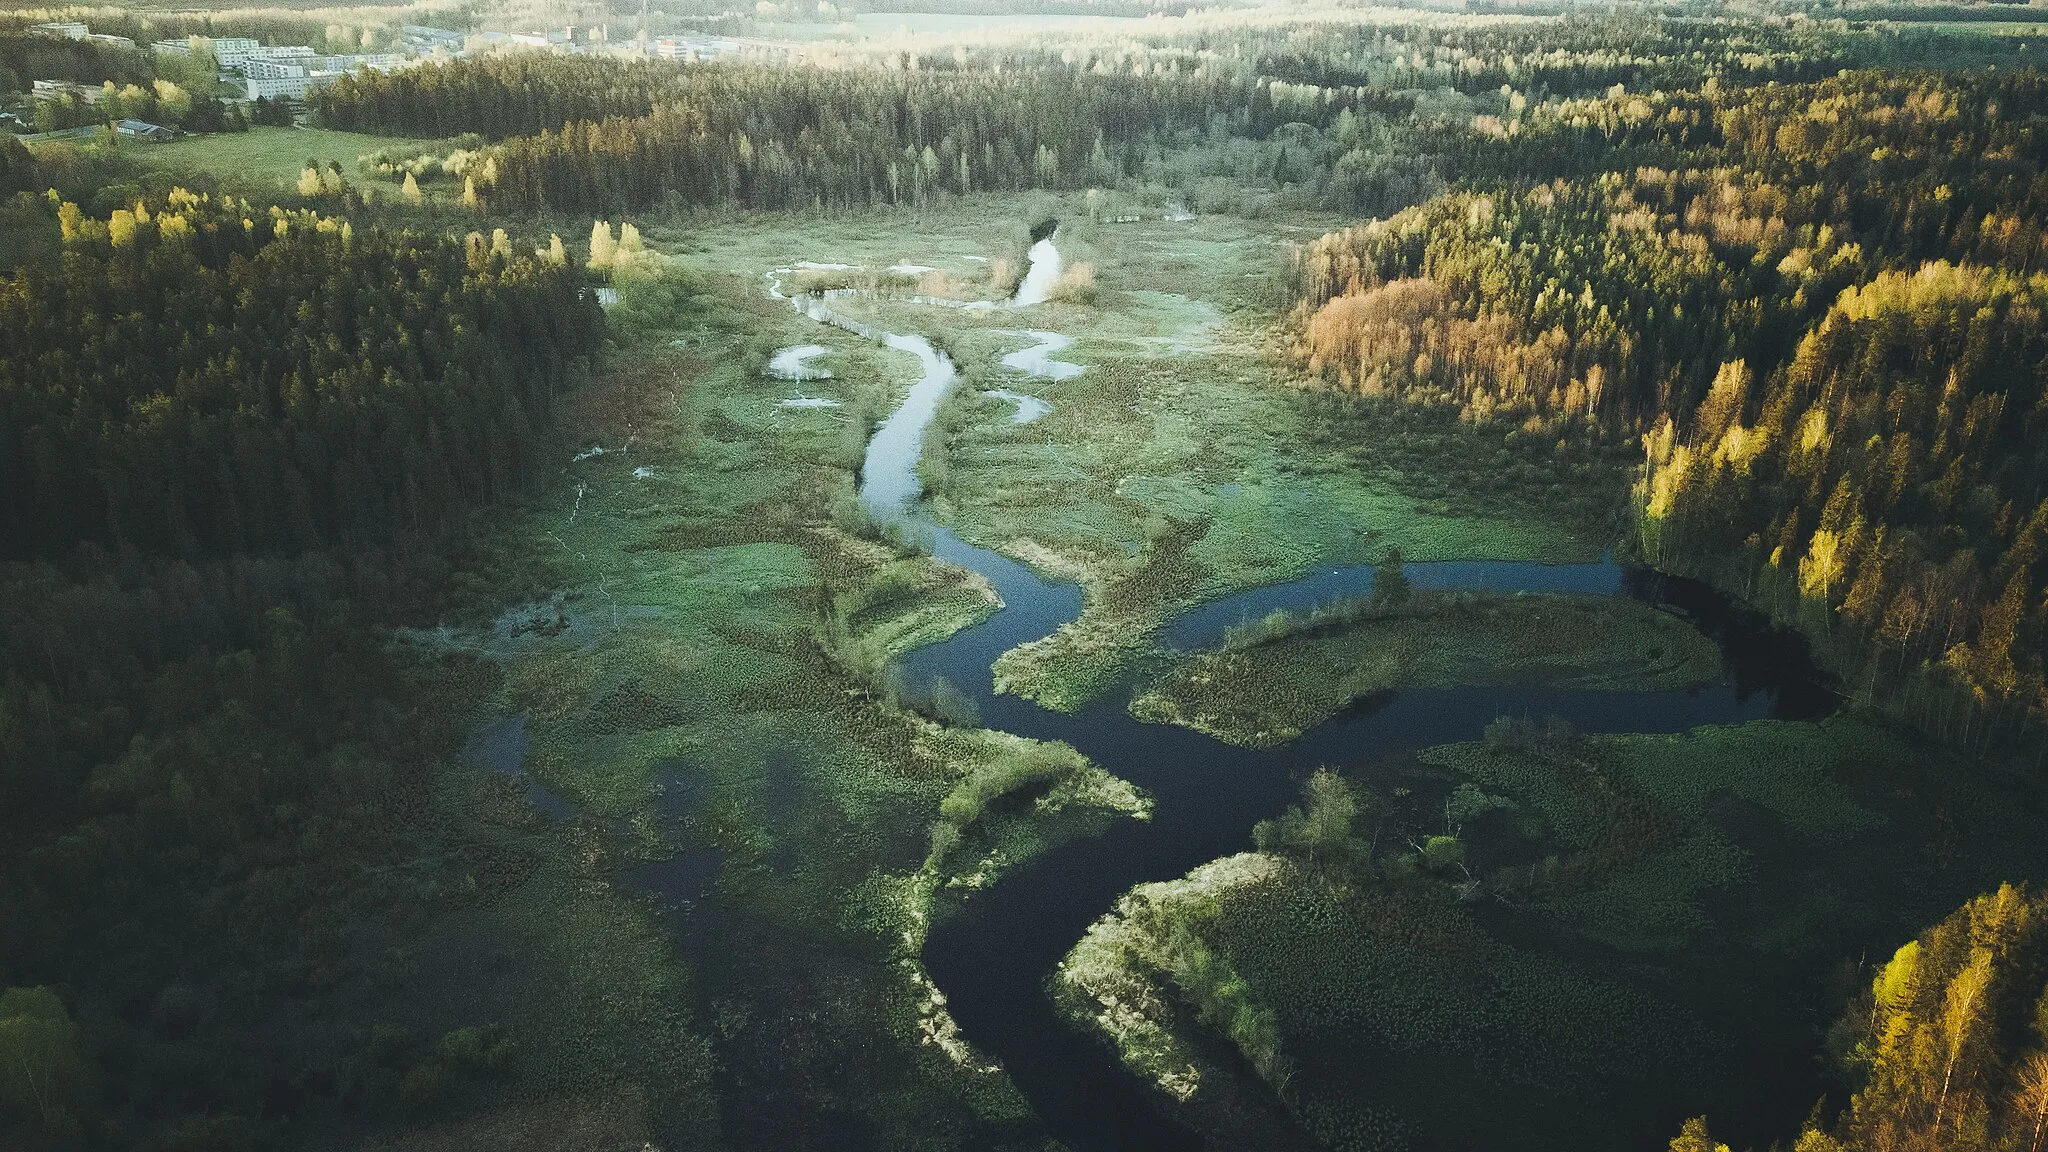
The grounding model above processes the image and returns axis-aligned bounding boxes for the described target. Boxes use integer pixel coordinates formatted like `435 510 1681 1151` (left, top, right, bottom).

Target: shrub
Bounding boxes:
1421 835 1467 872
1049 261 1097 304
1254 768 1370 877
936 742 1071 828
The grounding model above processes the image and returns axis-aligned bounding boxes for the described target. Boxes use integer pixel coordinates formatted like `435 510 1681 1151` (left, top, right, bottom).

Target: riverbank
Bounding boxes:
809 206 1626 714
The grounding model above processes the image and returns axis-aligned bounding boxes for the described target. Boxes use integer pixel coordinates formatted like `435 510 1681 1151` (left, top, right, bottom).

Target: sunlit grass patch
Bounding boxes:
919 724 1150 894
1053 852 1287 1102
124 126 466 192
991 603 1161 712
863 575 1002 660
617 542 815 617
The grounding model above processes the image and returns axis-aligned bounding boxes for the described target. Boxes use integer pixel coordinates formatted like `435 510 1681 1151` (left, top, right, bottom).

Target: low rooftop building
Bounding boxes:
115 119 176 141
30 79 107 105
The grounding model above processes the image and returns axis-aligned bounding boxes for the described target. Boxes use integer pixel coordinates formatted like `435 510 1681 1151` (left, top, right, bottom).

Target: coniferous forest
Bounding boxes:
6 6 2048 1152
2 194 597 557
1287 69 2048 752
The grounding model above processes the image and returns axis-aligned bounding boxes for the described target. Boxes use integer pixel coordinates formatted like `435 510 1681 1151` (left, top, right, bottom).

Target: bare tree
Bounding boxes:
2010 1051 2048 1152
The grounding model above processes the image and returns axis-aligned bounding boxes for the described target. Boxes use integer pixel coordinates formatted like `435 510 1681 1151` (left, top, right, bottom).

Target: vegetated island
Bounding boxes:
1131 583 1724 748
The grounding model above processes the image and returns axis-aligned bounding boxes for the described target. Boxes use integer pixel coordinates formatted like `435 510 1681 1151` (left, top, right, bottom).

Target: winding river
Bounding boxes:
1010 236 1065 307
785 241 1833 1150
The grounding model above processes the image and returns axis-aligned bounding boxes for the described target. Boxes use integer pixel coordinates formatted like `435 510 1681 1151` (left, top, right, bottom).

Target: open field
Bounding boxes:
120 125 463 193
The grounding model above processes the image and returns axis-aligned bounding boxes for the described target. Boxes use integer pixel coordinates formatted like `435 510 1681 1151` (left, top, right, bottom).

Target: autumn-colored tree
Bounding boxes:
2011 1052 2048 1152
1694 887 2048 1152
1669 1117 1731 1152
588 219 617 270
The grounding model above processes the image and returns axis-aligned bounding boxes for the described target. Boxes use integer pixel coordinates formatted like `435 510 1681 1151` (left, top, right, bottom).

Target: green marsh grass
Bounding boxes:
1130 591 1725 747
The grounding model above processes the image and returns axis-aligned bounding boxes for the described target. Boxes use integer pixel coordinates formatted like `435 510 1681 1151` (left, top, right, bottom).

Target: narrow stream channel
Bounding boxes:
784 241 1834 1150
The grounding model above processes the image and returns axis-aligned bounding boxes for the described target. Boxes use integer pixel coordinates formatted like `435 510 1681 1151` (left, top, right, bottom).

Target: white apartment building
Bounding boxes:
161 37 317 78
244 73 308 99
209 38 262 67
241 53 399 101
247 45 316 62
157 37 265 68
245 72 335 100
242 57 307 80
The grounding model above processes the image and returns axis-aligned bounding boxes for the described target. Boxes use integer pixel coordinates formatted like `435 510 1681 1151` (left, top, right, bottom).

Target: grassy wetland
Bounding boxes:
406 220 1156 1149
1130 588 1726 748
364 189 1664 1150
0 170 1986 1152
806 205 1625 715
